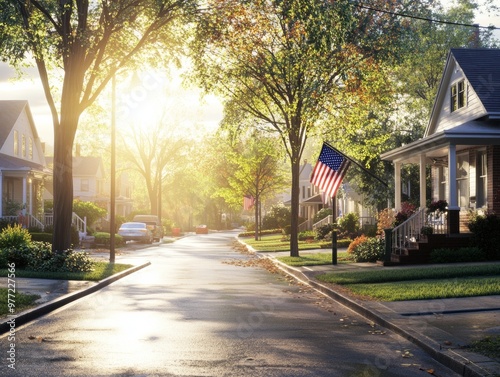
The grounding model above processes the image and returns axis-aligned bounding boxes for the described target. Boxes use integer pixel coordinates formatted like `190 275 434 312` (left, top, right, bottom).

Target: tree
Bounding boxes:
0 1 195 251
72 200 106 231
120 120 189 217
192 0 424 256
324 0 498 210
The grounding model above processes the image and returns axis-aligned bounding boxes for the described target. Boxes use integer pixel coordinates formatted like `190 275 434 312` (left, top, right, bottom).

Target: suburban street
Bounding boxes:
0 230 462 377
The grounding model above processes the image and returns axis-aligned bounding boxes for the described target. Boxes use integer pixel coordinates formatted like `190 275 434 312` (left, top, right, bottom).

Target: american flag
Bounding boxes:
310 143 350 198
243 195 255 210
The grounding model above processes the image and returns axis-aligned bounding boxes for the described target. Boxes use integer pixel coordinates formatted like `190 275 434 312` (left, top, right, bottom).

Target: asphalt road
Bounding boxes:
0 230 462 377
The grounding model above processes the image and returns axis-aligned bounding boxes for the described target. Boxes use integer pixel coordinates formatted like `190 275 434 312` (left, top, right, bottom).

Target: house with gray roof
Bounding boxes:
381 48 500 262
0 100 49 228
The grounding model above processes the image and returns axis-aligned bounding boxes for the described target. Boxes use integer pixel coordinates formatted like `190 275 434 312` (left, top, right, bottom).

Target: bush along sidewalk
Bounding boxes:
0 224 95 273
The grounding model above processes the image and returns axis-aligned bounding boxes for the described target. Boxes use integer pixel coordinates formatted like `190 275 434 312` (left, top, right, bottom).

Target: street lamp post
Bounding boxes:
110 75 116 263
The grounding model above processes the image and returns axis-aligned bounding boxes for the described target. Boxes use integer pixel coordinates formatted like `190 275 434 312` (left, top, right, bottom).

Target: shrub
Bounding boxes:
0 224 31 249
468 212 500 260
347 234 368 254
430 247 486 264
0 249 8 269
313 208 332 223
348 236 385 263
30 233 53 243
315 223 336 240
298 230 315 241
93 232 124 247
262 205 291 230
73 200 107 229
337 213 360 238
377 208 396 235
394 202 416 226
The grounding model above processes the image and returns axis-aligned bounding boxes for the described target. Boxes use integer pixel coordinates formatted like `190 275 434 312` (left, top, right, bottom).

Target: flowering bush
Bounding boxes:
428 200 448 213
347 235 384 262
394 202 417 226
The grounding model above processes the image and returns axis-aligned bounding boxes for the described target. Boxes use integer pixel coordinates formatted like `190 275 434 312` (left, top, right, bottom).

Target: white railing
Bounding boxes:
392 208 448 252
0 213 87 234
298 219 313 232
392 208 426 252
313 215 333 229
72 213 87 234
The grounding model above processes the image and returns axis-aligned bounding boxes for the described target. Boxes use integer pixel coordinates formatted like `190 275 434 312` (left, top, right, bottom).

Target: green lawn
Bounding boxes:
316 264 500 301
0 289 40 316
0 262 133 281
241 234 327 252
277 252 353 266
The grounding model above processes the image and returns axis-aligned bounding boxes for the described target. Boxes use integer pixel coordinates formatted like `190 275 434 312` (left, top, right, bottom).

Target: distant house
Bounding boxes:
46 146 133 229
0 101 50 227
381 48 500 261
285 161 375 231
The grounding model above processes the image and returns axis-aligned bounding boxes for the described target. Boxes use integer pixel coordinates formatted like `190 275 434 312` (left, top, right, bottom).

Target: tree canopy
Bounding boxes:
0 0 195 251
191 0 431 256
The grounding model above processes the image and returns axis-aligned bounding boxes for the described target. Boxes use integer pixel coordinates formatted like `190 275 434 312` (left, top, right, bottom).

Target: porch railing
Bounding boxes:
0 213 86 234
298 219 313 232
392 208 426 252
313 215 333 229
392 208 448 252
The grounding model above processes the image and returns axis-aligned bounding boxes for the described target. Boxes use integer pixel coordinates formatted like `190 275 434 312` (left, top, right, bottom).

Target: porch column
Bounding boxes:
0 171 3 217
447 144 460 234
419 154 427 209
394 162 402 210
22 177 27 215
28 177 33 215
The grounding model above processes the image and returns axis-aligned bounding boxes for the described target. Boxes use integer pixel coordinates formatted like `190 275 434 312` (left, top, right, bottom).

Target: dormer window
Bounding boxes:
451 80 466 112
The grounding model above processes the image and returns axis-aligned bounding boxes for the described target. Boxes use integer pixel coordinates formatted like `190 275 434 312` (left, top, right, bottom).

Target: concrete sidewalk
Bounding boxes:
261 250 500 377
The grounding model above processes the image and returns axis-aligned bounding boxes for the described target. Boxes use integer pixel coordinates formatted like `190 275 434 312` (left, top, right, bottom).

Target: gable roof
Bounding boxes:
45 155 105 177
450 48 500 115
0 100 38 149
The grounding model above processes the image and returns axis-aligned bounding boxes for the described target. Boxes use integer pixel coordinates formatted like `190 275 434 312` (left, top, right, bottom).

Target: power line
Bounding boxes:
351 1 499 31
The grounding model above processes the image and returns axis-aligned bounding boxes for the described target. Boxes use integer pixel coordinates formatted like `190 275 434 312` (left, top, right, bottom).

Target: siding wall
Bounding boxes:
434 62 487 134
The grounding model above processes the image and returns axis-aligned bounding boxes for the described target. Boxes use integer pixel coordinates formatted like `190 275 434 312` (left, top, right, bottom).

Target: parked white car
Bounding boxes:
118 222 153 244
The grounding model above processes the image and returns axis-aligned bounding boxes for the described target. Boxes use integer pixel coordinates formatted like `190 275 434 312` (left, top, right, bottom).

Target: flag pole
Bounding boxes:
325 142 388 188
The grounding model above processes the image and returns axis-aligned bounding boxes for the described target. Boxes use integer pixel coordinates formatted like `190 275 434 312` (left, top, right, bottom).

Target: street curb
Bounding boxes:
0 261 151 335
269 257 495 377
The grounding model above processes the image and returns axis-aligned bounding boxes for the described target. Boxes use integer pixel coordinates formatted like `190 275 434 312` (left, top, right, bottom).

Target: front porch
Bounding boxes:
387 207 472 264
0 212 87 234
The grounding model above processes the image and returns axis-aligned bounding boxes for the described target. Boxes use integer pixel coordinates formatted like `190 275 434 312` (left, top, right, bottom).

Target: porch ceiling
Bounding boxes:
381 120 500 164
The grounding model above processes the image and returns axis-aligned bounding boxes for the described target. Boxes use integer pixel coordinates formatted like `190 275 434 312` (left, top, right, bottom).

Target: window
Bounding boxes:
21 134 26 157
81 179 89 192
29 138 33 159
13 130 18 155
451 80 466 112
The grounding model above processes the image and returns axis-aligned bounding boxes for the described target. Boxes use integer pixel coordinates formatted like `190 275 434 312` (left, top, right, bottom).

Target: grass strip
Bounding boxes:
241 234 325 252
277 252 352 266
468 335 500 359
0 262 133 281
316 264 500 285
0 289 40 316
345 277 500 301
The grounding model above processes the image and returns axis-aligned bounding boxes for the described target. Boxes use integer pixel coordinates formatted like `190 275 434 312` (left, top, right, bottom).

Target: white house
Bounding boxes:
381 48 500 262
0 100 49 227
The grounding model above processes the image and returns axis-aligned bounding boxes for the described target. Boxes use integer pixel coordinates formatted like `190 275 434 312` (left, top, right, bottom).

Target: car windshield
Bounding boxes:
121 223 145 229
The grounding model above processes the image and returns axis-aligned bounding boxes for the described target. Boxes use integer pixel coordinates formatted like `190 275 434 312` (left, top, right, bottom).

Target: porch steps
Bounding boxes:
391 233 472 265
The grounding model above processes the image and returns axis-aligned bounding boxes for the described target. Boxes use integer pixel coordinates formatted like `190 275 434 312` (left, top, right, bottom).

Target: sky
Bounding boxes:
0 0 498 150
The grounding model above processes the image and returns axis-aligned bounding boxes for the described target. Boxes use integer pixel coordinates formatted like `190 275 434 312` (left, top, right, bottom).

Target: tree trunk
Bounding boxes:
52 140 74 251
51 55 83 252
290 157 300 257
254 195 259 241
